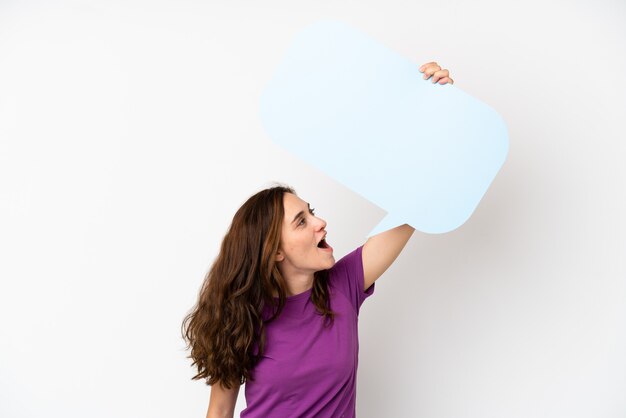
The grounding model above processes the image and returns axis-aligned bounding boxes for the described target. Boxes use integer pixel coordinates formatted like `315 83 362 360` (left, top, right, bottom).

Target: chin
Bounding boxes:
315 259 336 272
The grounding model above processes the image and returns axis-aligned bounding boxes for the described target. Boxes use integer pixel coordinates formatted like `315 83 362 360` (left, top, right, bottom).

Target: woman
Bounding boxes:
182 62 454 418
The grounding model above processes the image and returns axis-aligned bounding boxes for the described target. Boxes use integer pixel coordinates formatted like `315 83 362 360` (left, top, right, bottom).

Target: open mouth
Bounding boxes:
317 237 333 251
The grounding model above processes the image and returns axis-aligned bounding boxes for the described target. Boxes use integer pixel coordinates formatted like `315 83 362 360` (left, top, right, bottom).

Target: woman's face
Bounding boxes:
276 193 335 276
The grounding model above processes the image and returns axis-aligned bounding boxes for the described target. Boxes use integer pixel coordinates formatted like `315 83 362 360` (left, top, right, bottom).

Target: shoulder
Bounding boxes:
329 245 363 278
328 245 374 315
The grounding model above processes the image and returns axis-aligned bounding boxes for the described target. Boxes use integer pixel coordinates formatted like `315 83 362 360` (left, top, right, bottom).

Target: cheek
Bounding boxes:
280 228 314 256
286 236 313 255
280 235 300 254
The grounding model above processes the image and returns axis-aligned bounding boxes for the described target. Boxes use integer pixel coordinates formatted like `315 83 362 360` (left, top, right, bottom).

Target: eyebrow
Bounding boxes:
291 203 311 225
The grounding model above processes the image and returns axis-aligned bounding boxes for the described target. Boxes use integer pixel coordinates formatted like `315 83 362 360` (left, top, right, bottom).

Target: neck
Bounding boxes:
285 279 313 297
275 267 315 297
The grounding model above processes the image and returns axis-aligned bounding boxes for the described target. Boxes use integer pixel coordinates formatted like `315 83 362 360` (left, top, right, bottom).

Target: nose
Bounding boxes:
316 215 327 230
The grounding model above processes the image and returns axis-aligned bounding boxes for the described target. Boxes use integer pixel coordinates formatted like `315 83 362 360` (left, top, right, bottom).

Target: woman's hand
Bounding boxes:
419 61 454 85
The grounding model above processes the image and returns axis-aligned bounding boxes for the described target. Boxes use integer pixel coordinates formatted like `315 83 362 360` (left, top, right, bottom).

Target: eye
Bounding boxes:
298 208 315 227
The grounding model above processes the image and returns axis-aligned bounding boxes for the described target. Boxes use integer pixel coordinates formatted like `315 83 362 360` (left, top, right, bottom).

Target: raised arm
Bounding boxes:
361 60 453 290
206 381 240 418
362 224 415 290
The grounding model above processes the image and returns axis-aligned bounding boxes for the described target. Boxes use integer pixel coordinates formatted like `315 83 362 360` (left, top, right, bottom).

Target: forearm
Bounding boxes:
206 381 239 418
362 223 415 288
206 410 234 418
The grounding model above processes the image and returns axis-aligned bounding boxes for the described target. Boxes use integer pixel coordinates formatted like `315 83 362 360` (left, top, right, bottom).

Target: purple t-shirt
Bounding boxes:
240 245 375 418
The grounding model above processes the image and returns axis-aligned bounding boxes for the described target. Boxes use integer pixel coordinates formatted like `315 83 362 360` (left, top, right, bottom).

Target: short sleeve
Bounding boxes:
328 245 375 315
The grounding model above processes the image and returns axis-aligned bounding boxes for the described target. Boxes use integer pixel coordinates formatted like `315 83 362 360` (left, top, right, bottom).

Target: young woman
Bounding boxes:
182 62 454 418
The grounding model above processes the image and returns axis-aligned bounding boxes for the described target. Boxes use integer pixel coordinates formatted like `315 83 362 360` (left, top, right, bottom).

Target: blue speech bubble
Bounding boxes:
260 19 508 236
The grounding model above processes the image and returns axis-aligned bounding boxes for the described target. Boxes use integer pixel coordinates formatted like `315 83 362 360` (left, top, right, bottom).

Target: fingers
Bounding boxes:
419 61 453 85
419 63 441 79
431 69 449 83
418 62 437 72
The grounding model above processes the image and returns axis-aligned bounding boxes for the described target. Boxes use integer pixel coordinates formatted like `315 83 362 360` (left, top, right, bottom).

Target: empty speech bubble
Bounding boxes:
260 19 508 236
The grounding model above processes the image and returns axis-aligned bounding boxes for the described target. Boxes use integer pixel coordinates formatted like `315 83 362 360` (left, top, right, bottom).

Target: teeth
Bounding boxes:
317 234 328 248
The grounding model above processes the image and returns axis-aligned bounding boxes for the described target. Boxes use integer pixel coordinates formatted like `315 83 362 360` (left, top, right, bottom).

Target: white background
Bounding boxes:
1 1 625 417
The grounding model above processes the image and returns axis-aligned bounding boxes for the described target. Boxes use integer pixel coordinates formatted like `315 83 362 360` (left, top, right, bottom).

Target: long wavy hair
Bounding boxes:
181 185 335 389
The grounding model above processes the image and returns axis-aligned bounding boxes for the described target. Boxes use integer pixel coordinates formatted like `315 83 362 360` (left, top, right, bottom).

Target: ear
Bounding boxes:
275 251 285 262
